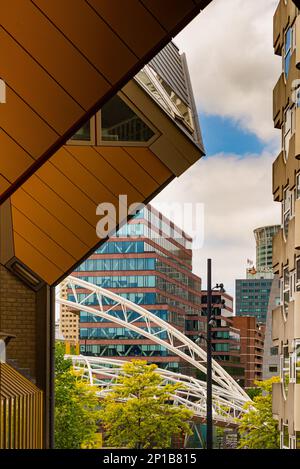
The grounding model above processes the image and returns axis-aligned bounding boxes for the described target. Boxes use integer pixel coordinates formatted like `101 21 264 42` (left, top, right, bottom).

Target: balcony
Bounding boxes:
273 73 285 128
272 151 285 202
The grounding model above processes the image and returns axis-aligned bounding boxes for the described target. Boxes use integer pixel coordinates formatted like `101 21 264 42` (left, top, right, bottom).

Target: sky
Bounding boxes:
153 0 281 299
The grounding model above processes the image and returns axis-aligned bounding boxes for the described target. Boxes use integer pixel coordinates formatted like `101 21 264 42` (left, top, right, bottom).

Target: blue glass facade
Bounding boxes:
73 205 203 373
235 279 272 322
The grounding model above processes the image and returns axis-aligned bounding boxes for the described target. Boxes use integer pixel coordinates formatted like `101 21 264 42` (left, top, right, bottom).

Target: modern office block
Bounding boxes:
70 204 203 375
235 278 273 323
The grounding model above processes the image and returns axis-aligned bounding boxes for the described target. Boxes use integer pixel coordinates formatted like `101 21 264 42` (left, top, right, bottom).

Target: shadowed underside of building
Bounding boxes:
0 1 212 448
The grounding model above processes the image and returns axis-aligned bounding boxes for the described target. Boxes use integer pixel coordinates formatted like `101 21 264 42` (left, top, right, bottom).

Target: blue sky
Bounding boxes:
199 114 265 157
154 0 281 298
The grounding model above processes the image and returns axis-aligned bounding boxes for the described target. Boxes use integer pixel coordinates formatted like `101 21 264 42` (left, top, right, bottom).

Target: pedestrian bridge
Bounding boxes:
57 276 251 427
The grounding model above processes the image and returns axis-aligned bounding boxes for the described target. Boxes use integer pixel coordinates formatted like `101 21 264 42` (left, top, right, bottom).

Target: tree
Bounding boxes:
99 360 193 449
237 376 280 449
54 342 102 449
246 387 262 400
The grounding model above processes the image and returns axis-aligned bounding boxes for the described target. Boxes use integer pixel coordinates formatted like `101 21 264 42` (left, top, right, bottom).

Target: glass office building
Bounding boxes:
235 279 272 323
73 204 204 373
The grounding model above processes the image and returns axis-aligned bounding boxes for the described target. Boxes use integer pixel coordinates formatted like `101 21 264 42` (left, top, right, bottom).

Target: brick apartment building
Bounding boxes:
232 316 265 388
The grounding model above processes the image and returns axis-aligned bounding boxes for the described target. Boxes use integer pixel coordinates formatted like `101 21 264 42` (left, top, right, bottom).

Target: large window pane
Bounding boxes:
101 95 154 142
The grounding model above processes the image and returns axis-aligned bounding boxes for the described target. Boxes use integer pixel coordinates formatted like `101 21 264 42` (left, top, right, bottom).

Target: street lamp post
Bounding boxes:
206 258 213 450
205 259 225 450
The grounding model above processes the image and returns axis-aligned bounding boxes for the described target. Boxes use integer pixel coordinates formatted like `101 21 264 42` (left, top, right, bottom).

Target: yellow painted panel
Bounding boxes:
36 162 99 232
0 175 10 193
13 232 63 285
0 87 57 159
11 188 88 259
0 131 34 183
123 147 172 185
33 0 136 85
12 207 76 268
88 0 165 59
1 0 109 109
0 28 83 135
69 146 144 199
20 175 96 246
51 148 120 211
96 146 158 197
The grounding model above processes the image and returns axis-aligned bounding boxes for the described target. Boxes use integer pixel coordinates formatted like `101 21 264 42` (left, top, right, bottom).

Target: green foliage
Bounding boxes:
237 377 280 449
54 342 102 449
99 360 193 449
246 387 262 400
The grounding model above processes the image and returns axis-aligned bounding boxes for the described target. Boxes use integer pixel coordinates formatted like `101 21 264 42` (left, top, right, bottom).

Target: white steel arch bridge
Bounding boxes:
57 276 251 427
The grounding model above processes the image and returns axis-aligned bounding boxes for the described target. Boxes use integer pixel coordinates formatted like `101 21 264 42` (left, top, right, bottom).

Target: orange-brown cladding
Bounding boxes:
0 0 210 203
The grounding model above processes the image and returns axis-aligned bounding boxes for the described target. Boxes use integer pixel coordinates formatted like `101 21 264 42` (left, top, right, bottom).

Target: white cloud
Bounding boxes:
175 0 281 142
153 152 281 299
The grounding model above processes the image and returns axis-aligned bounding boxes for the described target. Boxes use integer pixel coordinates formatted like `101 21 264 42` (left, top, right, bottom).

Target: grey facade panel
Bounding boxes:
149 42 191 106
263 276 280 380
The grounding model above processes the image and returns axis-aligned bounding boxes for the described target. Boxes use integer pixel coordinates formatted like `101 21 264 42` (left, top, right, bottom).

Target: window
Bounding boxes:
269 365 278 373
290 270 296 300
281 345 290 399
282 424 290 449
283 24 295 79
282 188 292 241
282 266 289 318
282 107 293 159
68 118 95 144
296 173 300 199
296 258 300 291
101 94 155 142
270 346 279 356
70 120 91 141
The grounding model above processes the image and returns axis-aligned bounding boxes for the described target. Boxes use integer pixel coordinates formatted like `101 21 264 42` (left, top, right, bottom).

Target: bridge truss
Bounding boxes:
57 276 251 426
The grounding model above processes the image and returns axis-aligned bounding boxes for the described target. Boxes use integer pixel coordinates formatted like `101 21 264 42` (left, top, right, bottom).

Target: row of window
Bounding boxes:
80 343 171 357
95 240 145 254
140 207 191 250
75 275 156 289
80 327 168 340
80 309 169 323
70 94 155 145
74 291 157 306
75 257 156 272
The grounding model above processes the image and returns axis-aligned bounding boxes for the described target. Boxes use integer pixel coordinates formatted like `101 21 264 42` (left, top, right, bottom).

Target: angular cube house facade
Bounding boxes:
272 0 300 449
0 1 212 448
